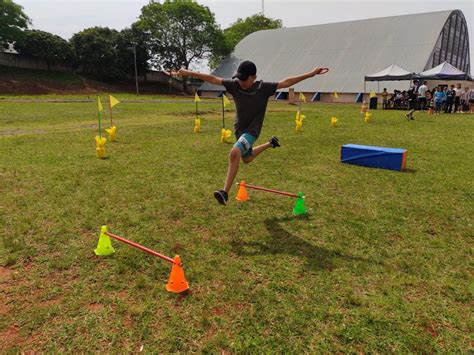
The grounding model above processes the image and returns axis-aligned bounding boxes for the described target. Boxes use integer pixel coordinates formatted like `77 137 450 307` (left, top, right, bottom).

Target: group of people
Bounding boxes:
381 81 474 119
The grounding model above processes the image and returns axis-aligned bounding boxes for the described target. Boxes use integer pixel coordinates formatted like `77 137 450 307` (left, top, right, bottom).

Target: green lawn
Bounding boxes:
0 96 473 352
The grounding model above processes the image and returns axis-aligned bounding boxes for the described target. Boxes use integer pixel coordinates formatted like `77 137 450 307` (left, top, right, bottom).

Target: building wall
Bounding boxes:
0 52 73 72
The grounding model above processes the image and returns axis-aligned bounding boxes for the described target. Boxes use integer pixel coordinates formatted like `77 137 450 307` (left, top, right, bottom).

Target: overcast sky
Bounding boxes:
14 0 474 73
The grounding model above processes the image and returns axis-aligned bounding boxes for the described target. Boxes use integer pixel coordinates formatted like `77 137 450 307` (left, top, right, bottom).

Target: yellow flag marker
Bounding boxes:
333 92 339 99
295 110 305 132
98 97 104 112
194 93 201 103
194 118 201 133
331 116 338 127
109 95 120 108
223 94 231 107
364 111 372 124
95 135 107 159
299 92 306 103
105 126 117 141
221 128 232 143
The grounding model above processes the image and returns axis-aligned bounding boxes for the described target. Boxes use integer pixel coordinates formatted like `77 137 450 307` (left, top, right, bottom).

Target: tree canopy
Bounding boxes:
138 0 224 72
16 30 75 69
210 14 282 69
0 0 30 46
224 14 282 50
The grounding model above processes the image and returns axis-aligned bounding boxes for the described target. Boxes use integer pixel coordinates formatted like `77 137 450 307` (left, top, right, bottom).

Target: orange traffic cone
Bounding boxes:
166 255 189 294
428 107 433 116
236 180 249 201
360 101 368 114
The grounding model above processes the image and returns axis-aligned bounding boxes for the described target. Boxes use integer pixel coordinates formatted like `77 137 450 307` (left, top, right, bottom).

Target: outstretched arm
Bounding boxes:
277 67 328 89
178 68 223 86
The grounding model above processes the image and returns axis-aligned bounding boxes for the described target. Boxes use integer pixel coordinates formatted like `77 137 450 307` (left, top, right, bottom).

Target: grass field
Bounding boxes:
0 96 473 352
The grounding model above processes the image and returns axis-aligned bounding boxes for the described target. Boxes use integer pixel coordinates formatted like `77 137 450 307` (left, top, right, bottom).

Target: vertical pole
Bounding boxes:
109 98 113 127
222 95 225 129
133 44 139 96
195 95 198 118
97 95 101 138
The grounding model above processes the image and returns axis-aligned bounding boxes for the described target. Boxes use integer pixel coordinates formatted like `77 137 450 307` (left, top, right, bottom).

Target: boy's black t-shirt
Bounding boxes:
222 79 278 138
446 89 456 100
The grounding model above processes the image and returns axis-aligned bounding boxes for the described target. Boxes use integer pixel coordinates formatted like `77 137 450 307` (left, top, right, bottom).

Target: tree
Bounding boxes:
0 0 30 46
224 14 282 50
16 30 76 70
138 0 224 91
210 14 282 69
116 24 150 77
70 27 122 80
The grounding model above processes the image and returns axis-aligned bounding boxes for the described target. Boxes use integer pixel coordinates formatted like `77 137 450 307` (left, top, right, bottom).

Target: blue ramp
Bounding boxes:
341 144 407 172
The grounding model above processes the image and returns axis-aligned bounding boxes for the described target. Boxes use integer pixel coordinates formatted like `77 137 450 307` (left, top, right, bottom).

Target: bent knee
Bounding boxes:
229 148 241 161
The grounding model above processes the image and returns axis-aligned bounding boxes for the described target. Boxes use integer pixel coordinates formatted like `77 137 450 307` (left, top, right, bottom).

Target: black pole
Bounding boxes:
222 95 225 129
133 44 139 96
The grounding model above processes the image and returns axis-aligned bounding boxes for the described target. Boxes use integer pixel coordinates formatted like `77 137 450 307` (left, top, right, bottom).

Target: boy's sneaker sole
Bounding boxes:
269 136 280 148
214 190 228 205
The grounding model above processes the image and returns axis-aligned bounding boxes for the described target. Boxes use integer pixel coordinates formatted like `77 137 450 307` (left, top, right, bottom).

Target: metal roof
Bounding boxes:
201 10 466 93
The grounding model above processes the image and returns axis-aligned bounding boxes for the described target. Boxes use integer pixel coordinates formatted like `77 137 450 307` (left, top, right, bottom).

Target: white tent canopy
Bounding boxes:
416 61 471 80
365 64 414 81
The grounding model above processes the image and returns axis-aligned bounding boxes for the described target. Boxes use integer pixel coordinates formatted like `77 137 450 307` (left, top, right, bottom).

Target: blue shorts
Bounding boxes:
234 133 257 158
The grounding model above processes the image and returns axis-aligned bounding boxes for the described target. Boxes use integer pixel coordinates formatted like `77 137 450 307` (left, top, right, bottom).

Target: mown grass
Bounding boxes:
0 96 473 352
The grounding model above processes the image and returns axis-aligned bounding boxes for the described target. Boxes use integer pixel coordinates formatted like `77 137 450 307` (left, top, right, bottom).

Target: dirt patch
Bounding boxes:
39 296 64 308
0 324 19 350
115 290 128 299
87 303 104 312
0 266 13 280
0 303 9 315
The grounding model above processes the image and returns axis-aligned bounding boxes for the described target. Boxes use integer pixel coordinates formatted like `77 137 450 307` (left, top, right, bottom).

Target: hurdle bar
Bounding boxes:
105 231 178 265
236 182 301 198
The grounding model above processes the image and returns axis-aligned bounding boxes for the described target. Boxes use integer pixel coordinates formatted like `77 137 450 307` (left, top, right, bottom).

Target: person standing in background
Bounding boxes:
417 81 428 111
434 85 445 114
381 88 389 109
454 83 463 113
445 85 455 113
461 86 470 113
405 80 419 120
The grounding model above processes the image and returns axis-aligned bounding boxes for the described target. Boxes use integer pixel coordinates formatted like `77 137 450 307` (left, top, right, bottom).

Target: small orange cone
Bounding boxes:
236 180 249 201
428 108 433 116
166 255 189 293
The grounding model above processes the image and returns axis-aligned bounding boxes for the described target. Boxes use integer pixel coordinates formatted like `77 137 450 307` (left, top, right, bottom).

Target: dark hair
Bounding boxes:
233 60 257 80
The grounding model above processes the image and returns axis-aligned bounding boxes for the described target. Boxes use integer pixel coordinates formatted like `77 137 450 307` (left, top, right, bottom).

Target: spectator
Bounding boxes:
445 85 455 113
417 81 428 110
441 86 448 111
394 90 402 108
454 83 463 113
434 85 445 114
461 86 470 113
427 89 433 111
469 87 474 113
381 88 389 109
405 80 419 120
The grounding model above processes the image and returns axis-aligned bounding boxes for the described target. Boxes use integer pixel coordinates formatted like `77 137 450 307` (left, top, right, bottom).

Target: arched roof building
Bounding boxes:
200 10 471 96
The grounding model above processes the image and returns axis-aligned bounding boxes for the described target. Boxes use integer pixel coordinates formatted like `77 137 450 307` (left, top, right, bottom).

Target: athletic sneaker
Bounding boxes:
214 190 228 205
269 136 280 148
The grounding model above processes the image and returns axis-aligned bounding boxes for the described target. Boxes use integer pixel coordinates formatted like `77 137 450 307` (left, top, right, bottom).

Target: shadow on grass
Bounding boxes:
231 215 369 271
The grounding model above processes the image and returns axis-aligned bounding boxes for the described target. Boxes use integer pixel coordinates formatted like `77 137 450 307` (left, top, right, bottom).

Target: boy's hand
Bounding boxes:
311 67 329 76
177 68 191 76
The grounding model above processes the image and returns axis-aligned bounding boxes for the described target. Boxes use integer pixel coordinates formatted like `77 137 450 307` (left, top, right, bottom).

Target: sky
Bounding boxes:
14 0 474 73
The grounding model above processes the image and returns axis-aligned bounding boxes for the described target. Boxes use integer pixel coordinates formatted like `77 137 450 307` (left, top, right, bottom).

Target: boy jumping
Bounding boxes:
178 61 328 205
